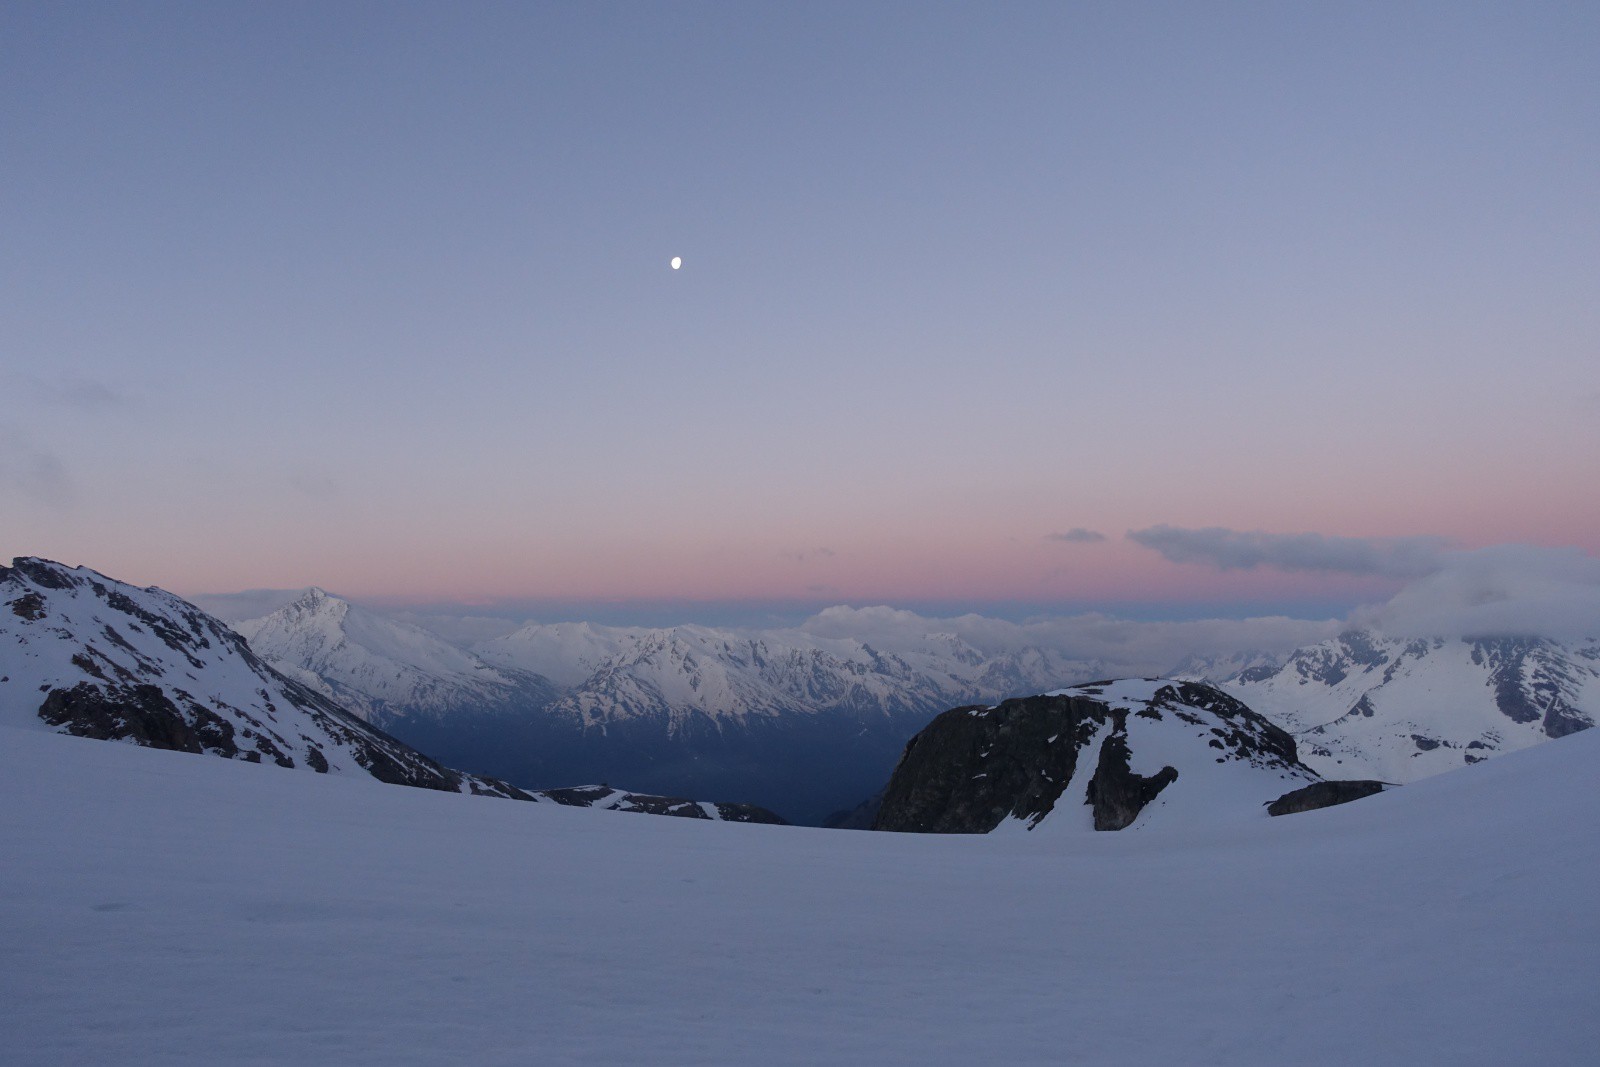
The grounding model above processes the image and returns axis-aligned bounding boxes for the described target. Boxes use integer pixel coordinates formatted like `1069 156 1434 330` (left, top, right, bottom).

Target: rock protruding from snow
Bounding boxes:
873 679 1326 834
1266 780 1386 817
0 557 528 799
536 785 787 824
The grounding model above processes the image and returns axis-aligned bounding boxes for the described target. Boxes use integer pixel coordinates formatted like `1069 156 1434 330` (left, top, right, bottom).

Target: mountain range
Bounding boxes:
13 556 1597 825
1212 629 1599 782
226 588 1599 820
230 589 1102 822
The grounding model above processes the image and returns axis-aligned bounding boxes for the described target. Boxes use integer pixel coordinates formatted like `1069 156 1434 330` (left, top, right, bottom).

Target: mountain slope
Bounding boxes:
1220 629 1600 781
0 557 526 797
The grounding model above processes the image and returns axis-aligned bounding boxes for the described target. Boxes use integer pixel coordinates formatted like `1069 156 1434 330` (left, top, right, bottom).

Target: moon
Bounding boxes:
670 256 682 270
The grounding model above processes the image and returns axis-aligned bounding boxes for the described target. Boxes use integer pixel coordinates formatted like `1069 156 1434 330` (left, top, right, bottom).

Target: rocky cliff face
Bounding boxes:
873 679 1344 834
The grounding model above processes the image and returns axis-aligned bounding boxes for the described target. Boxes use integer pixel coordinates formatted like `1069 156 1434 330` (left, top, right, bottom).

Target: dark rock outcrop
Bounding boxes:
1084 720 1178 831
40 682 237 756
873 680 1318 834
872 694 1108 833
1266 780 1385 816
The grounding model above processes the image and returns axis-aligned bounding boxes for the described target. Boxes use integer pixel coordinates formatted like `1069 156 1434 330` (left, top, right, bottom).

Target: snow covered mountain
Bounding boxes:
235 588 557 724
0 557 527 798
472 621 1101 823
1217 629 1600 782
873 679 1368 834
227 605 1100 824
476 620 1096 726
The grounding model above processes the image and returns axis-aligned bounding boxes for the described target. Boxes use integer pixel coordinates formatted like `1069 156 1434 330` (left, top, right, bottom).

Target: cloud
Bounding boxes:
1353 545 1600 641
782 547 837 563
799 604 1340 678
1127 524 1449 579
1047 528 1106 543
23 374 126 411
796 542 1600 671
0 425 74 507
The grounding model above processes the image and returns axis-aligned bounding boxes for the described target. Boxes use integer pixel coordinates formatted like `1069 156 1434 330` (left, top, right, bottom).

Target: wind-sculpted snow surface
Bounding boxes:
2 716 1595 1063
0 558 527 798
1222 629 1599 782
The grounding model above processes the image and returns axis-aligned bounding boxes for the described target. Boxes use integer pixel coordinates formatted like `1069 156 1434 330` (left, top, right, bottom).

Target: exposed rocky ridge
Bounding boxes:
537 784 787 824
873 679 1331 834
0 558 528 798
1219 629 1600 782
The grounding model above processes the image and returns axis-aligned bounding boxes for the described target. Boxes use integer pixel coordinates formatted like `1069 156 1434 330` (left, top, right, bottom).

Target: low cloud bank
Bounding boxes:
1353 545 1600 641
798 604 1340 678
800 544 1600 673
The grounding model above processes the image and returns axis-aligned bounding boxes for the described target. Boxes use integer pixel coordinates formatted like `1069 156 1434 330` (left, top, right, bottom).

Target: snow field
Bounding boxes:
1 724 1595 1065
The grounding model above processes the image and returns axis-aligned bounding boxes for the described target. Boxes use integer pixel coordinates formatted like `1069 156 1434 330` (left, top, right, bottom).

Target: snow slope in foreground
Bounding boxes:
1 725 1595 1066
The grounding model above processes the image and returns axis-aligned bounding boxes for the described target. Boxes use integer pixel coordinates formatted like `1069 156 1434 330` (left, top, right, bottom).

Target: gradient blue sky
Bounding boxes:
5 2 1597 617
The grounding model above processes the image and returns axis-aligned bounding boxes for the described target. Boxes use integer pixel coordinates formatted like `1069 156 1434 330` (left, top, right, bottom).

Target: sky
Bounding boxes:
4 2 1597 620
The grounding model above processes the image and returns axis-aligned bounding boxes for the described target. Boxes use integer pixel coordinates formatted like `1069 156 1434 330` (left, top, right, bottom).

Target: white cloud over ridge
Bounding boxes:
798 603 1340 679
798 545 1600 673
1354 545 1600 641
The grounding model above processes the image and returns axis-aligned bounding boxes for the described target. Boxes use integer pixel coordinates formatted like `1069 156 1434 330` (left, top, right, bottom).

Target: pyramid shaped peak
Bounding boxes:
289 586 348 612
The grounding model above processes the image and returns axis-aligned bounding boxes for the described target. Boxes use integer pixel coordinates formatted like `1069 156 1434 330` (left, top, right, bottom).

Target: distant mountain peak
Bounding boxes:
235 587 556 724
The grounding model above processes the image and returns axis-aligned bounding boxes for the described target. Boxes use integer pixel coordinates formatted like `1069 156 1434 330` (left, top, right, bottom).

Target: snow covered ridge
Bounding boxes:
237 591 1102 730
230 593 1111 824
874 679 1378 834
1216 629 1599 783
0 557 528 798
234 587 557 723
